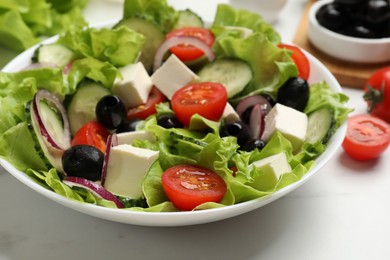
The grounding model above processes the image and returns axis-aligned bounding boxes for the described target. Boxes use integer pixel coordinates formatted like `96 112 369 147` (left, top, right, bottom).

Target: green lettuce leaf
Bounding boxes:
0 0 88 52
0 10 39 51
123 0 178 33
58 26 145 67
305 81 353 129
213 32 297 104
212 4 281 44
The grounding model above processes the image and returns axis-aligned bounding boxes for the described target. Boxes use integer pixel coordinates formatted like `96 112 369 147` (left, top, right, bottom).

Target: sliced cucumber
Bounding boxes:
25 101 64 172
67 81 111 135
197 59 253 98
306 108 335 144
32 44 76 67
115 18 165 72
173 9 204 29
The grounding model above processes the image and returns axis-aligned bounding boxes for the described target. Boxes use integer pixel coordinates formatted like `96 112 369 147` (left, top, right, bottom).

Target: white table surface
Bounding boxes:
1 1 390 259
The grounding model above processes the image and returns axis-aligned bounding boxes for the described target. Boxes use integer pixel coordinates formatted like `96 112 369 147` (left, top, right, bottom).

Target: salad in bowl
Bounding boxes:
0 0 351 226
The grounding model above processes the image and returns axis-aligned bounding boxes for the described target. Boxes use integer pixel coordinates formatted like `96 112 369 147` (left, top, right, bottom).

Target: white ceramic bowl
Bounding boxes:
0 20 347 227
308 0 390 63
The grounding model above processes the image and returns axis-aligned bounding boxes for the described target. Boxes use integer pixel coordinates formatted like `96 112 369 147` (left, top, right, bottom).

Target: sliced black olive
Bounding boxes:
220 121 252 146
277 77 310 112
116 118 142 133
62 145 104 181
316 3 349 31
96 95 127 130
240 139 266 152
157 114 183 129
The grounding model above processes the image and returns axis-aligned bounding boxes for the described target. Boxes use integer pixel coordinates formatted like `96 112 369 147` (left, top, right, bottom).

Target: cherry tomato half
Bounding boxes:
161 164 227 211
166 27 215 62
342 114 390 161
364 67 390 122
127 87 166 120
278 43 310 80
71 121 110 153
171 82 228 126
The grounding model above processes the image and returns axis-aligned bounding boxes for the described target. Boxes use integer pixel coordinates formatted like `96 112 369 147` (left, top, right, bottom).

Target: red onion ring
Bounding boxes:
101 133 118 186
63 176 124 208
32 89 71 150
235 95 272 120
153 36 215 72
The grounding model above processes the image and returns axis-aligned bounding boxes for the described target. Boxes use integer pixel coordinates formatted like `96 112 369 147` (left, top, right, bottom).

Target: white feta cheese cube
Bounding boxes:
113 62 153 108
252 152 292 180
151 54 199 99
104 144 159 198
261 103 308 151
116 131 156 145
222 103 240 123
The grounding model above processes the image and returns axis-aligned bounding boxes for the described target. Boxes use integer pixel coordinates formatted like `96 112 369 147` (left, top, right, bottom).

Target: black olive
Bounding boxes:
62 145 104 181
116 118 142 133
343 22 378 38
316 3 349 31
240 139 266 152
334 0 366 5
220 121 252 146
365 0 390 24
96 95 127 130
277 77 310 112
260 93 276 107
157 114 183 129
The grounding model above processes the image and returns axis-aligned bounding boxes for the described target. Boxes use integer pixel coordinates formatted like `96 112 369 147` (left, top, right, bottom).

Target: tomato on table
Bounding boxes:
166 27 215 62
161 164 227 211
71 121 110 153
363 67 390 122
278 43 310 80
127 87 166 120
342 114 390 161
171 82 228 126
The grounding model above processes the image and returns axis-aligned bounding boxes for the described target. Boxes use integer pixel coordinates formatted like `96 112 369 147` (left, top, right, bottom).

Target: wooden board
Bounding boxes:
293 0 390 88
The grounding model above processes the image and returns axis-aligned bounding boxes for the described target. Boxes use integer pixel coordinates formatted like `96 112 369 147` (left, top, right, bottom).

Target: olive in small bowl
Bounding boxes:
308 0 390 63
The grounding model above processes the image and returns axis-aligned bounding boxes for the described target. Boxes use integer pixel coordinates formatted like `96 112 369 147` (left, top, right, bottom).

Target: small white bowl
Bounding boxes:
308 0 390 64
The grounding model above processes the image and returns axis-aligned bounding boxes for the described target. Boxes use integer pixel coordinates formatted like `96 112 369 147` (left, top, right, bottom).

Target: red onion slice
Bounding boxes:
249 103 269 139
236 95 272 120
32 89 71 150
63 176 124 208
249 104 262 139
101 133 118 186
153 36 215 72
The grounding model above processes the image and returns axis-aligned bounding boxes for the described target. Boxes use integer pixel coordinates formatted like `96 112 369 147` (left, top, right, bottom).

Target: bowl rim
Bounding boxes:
309 0 390 45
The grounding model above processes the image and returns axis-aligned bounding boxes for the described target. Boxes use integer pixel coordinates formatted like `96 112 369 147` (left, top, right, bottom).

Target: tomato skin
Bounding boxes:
161 165 227 211
364 67 390 122
342 114 390 161
278 43 310 80
171 82 228 126
71 121 110 153
127 87 166 120
166 27 215 62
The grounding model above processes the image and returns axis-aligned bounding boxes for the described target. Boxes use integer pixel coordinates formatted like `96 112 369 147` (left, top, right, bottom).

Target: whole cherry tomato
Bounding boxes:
364 67 390 122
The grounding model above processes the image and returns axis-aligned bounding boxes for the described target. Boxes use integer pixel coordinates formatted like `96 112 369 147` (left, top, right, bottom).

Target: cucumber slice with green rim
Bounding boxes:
25 101 65 172
306 108 335 144
173 9 204 29
115 18 165 72
66 81 111 135
197 59 253 98
32 44 76 67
